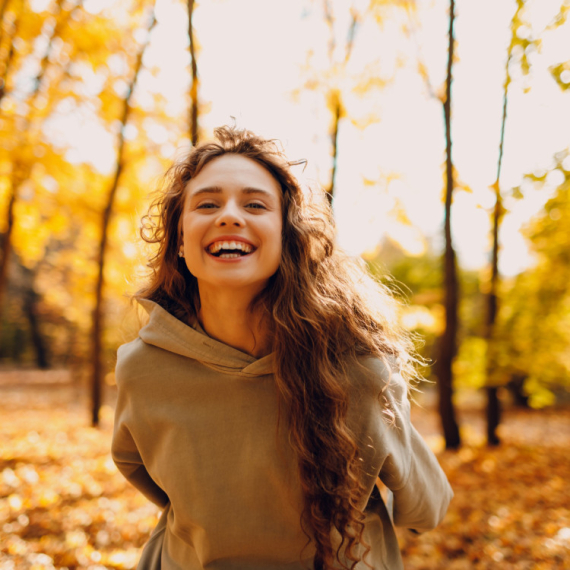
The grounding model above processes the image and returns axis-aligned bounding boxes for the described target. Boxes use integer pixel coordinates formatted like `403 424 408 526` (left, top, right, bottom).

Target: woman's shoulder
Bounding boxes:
350 354 407 396
115 337 164 387
117 336 147 361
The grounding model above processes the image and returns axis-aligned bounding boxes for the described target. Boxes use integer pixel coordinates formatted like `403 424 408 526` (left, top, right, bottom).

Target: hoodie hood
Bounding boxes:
137 299 274 378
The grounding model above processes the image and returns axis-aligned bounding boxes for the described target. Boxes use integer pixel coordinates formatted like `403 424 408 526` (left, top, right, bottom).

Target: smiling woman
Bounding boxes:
179 153 283 356
111 126 453 570
182 154 282 298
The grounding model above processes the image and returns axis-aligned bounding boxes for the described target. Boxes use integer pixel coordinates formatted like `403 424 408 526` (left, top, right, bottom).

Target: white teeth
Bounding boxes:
219 253 241 259
208 241 253 254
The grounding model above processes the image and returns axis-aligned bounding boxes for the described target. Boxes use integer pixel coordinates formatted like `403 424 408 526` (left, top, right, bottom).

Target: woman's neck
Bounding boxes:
196 286 271 358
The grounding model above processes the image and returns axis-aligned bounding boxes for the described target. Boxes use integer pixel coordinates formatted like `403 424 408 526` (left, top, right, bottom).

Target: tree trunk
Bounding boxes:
23 281 50 369
188 0 199 146
327 92 341 205
321 4 358 207
437 0 461 450
484 0 528 445
507 374 529 408
485 183 503 446
485 3 520 446
0 190 15 308
0 170 46 328
90 8 156 427
486 387 500 445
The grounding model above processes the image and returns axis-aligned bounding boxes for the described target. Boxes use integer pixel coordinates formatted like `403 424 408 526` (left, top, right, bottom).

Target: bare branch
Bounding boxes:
323 0 335 61
403 3 438 100
343 8 360 65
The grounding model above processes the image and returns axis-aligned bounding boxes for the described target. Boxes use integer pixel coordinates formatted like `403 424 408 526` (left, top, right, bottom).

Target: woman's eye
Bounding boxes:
246 202 266 210
197 202 217 209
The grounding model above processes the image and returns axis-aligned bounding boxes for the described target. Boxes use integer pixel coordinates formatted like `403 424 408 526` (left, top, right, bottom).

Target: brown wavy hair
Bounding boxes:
137 125 419 569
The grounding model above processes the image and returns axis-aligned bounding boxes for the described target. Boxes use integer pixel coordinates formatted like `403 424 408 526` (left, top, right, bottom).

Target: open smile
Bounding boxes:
206 240 257 259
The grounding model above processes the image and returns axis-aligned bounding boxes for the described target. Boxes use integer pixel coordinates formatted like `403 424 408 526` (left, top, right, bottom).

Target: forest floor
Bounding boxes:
0 371 569 570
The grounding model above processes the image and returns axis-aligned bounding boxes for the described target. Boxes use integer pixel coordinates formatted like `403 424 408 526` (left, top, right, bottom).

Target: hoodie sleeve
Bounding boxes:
363 359 453 533
111 343 169 509
112 417 169 509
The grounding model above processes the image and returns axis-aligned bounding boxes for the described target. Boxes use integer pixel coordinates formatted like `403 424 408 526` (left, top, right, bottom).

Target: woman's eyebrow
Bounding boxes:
190 186 276 200
189 186 222 198
189 186 274 198
241 187 275 198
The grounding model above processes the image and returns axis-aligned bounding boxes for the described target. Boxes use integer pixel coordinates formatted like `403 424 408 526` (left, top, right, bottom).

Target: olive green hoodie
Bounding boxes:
112 299 452 569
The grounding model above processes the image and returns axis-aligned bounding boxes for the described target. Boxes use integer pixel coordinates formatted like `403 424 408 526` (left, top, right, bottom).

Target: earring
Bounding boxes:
178 247 184 258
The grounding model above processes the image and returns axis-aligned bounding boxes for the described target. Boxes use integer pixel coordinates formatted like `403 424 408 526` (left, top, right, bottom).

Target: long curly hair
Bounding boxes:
137 126 419 569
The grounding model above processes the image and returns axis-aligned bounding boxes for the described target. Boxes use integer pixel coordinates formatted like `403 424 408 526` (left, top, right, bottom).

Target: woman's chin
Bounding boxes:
196 275 270 297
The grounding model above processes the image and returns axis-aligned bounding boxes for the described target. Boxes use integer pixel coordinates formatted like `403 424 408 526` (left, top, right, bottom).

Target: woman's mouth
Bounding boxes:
207 240 255 259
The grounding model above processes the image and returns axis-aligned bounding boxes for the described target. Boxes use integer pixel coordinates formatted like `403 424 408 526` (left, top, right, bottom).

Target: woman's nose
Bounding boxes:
215 201 244 227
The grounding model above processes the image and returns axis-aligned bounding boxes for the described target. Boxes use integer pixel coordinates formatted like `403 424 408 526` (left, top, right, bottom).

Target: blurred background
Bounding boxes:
0 0 569 568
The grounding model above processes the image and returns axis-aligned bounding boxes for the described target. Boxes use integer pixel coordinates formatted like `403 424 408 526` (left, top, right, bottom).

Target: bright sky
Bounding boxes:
70 0 570 277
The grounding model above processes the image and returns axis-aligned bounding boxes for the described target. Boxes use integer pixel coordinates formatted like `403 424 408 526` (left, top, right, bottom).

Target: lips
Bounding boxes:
206 239 256 258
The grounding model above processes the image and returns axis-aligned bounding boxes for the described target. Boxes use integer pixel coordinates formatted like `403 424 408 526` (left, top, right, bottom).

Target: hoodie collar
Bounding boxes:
137 299 275 377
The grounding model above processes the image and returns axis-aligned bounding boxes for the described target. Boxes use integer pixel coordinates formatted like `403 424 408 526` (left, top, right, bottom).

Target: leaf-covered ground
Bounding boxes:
0 379 569 569
400 405 570 569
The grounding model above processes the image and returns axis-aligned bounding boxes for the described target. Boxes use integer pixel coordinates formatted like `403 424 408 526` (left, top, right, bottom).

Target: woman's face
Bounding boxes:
181 154 283 297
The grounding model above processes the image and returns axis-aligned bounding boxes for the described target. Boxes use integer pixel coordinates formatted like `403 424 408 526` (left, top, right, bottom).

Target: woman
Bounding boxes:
112 126 453 570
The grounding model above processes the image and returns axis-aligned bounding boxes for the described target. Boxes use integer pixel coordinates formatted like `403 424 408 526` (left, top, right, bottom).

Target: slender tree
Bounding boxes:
485 0 568 443
326 89 343 204
437 0 461 449
484 3 522 446
90 7 157 427
187 0 199 146
0 164 18 315
322 0 358 204
0 0 23 311
0 0 74 321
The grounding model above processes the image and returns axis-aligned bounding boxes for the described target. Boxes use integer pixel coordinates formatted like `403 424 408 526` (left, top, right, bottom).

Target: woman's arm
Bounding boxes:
112 419 169 509
111 341 169 510
363 359 453 532
385 416 453 532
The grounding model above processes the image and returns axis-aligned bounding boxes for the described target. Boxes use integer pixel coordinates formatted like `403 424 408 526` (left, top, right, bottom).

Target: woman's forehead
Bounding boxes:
186 154 283 198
